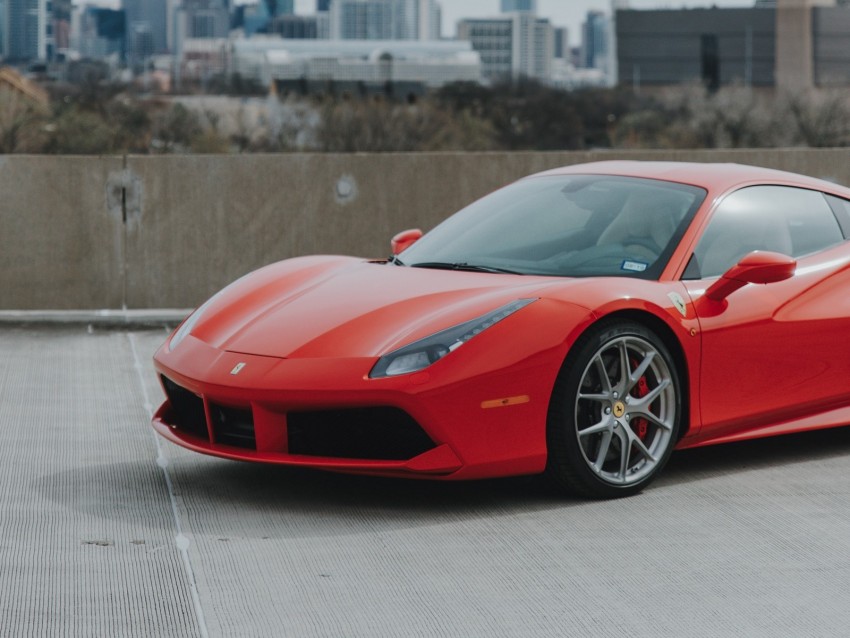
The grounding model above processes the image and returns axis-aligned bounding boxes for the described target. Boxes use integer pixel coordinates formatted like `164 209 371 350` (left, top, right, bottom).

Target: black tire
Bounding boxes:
545 319 682 499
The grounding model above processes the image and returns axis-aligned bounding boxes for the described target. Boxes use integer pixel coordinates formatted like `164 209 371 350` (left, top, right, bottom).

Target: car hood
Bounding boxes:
191 257 560 359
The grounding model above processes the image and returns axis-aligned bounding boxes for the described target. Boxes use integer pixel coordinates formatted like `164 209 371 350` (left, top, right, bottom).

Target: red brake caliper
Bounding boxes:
630 359 650 441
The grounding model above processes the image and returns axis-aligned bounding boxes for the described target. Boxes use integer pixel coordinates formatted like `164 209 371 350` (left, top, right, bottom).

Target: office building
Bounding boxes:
75 7 126 59
329 0 439 40
232 38 480 94
242 2 274 33
179 0 230 39
3 0 51 62
173 0 228 83
781 0 840 90
124 0 168 68
399 0 440 40
617 6 775 90
176 37 229 83
394 0 440 40
270 15 320 38
330 0 394 39
52 0 73 51
812 4 850 85
582 10 608 70
239 0 292 35
553 26 567 59
243 2 271 35
458 13 553 82
615 0 850 91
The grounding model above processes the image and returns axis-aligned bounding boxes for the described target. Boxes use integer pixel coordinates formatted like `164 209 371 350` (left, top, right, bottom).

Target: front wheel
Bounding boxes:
546 320 682 499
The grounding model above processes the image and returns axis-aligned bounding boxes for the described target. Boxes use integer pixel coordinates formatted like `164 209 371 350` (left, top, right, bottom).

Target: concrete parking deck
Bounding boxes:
3 323 850 637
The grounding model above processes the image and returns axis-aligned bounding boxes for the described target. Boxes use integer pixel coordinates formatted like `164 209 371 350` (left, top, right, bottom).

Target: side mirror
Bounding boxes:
705 251 796 301
391 228 422 255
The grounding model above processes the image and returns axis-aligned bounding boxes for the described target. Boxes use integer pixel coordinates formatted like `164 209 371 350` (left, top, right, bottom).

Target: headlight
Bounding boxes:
169 295 216 351
369 298 537 378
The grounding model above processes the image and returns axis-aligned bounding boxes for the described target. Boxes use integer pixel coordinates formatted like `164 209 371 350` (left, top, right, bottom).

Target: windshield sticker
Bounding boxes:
667 292 688 317
621 260 648 273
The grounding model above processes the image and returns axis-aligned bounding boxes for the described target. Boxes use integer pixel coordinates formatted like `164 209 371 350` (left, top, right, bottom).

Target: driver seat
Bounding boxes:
596 190 681 261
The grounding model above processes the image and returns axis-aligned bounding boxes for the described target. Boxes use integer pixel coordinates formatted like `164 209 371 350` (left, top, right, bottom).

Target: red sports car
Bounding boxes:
152 161 850 498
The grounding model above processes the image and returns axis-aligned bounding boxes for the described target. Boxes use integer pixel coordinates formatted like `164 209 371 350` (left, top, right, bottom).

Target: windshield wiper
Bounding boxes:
387 255 405 266
409 261 522 275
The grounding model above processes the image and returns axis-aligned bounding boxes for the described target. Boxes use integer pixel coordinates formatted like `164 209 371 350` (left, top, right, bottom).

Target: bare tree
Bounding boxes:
0 88 48 153
613 83 787 149
785 90 850 147
315 97 496 152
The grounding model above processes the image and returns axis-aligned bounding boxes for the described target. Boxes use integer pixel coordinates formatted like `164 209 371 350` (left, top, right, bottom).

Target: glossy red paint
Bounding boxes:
704 251 796 301
681 241 850 447
391 228 423 255
154 268 595 479
152 161 850 487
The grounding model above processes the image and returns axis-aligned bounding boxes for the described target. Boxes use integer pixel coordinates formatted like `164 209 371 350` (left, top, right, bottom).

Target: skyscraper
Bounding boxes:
501 0 536 13
52 0 74 52
272 14 320 38
582 10 608 70
3 0 50 62
243 0 295 35
329 0 439 40
458 12 553 81
317 0 332 10
330 0 394 39
124 0 168 68
77 7 126 60
553 26 567 59
399 0 440 40
179 0 229 39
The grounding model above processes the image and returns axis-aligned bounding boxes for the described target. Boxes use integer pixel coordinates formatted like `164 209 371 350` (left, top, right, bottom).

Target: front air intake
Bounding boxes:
161 376 208 440
287 407 435 460
209 403 256 450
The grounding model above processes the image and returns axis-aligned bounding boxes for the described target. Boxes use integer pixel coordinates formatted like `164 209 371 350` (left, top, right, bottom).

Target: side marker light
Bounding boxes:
481 395 531 409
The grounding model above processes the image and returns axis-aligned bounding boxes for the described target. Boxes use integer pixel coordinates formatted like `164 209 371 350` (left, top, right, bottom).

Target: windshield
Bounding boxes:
399 175 706 279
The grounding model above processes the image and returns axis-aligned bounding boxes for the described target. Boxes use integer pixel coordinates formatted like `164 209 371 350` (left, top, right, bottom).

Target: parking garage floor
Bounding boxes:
2 322 850 637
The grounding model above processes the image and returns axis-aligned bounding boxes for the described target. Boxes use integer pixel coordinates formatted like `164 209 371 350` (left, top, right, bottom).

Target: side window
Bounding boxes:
824 194 850 238
684 186 844 279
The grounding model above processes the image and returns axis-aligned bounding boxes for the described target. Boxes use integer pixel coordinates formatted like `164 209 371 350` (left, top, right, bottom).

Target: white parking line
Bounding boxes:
128 332 209 638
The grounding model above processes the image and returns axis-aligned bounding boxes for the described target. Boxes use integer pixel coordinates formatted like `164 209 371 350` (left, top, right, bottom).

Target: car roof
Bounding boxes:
532 160 850 196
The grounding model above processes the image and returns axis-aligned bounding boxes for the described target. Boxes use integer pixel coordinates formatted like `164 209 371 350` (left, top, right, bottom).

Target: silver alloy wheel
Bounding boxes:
574 335 676 486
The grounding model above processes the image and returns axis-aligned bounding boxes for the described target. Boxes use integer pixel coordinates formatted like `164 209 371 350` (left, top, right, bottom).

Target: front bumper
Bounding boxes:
151 332 560 480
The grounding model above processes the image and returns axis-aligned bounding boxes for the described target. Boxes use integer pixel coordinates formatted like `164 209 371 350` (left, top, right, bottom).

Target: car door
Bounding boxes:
681 185 850 440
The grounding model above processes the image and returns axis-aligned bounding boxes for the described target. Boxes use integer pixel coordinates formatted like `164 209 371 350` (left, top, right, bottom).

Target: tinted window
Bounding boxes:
825 194 850 238
400 175 706 279
686 186 844 279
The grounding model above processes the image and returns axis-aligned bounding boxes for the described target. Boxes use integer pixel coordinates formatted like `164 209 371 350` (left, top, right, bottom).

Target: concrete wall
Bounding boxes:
0 156 126 309
2 148 850 310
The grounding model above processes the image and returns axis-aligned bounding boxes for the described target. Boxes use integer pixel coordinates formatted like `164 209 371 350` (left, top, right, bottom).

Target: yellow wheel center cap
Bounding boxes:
613 401 626 418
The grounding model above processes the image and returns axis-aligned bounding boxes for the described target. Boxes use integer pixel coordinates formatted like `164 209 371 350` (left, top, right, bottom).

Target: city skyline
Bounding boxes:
289 0 754 39
74 0 759 41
